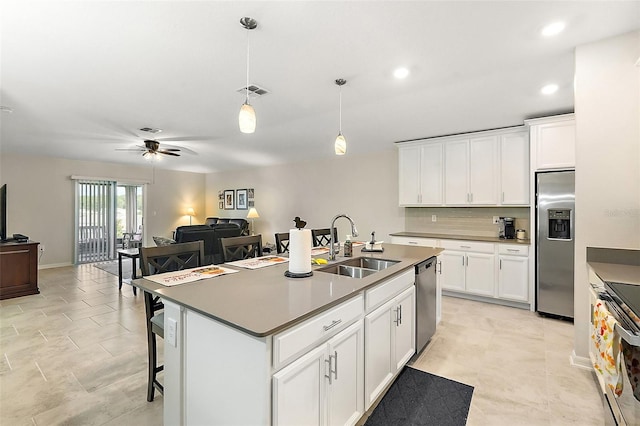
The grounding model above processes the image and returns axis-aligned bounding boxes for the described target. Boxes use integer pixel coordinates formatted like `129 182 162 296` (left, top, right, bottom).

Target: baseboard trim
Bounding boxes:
38 262 73 270
570 350 592 370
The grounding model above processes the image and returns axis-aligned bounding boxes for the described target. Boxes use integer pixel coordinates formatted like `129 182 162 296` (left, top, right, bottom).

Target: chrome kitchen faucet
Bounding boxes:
329 214 358 261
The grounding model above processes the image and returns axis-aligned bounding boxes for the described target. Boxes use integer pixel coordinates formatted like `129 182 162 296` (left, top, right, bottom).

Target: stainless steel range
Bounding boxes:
592 279 640 425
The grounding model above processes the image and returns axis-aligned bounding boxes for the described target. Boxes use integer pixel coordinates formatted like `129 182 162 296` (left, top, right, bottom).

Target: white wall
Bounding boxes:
0 153 206 267
573 31 640 360
205 149 405 246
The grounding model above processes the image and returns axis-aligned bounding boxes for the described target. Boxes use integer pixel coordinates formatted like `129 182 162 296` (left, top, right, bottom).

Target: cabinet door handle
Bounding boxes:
323 319 342 331
502 192 505 202
499 259 502 269
437 261 442 274
393 307 400 326
399 304 402 325
333 350 338 380
325 357 333 385
461 257 465 266
470 193 473 202
466 193 470 202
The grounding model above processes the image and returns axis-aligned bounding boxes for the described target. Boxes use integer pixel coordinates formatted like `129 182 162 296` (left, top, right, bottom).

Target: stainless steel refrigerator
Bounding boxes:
536 170 575 319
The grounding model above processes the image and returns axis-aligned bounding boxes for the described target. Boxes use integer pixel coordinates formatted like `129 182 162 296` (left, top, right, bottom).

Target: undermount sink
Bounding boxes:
337 257 400 271
316 256 400 278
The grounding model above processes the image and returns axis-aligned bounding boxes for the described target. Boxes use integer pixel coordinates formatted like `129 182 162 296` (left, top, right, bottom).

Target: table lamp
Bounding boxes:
247 207 260 235
186 207 195 225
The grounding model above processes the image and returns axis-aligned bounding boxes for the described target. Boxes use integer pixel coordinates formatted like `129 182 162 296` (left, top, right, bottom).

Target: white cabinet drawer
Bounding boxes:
273 294 363 370
390 236 438 247
498 244 529 256
439 239 494 254
365 269 415 312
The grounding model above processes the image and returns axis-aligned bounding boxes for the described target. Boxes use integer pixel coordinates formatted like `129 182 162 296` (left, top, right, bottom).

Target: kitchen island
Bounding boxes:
133 243 442 426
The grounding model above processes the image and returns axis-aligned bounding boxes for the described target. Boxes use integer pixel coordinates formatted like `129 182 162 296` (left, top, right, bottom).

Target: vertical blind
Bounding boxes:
75 179 116 264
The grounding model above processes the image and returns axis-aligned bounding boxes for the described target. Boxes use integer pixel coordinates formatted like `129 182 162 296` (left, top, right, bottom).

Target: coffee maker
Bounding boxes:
498 217 516 239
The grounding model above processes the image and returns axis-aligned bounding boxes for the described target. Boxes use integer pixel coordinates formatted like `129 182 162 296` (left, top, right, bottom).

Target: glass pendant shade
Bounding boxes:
334 133 346 155
239 102 256 133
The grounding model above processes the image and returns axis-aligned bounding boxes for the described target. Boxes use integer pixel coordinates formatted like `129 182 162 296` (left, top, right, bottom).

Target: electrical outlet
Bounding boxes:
492 216 500 224
432 215 437 222
167 317 177 347
39 244 45 252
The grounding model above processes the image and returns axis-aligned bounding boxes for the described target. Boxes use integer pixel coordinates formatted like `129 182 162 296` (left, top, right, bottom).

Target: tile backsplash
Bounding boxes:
405 207 530 239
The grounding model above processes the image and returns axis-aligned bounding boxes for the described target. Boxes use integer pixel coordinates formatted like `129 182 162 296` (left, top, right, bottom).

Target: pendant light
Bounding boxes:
239 17 257 133
334 79 347 155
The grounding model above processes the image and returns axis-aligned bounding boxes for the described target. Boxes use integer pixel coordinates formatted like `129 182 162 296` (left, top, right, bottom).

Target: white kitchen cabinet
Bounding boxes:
390 236 438 247
444 140 469 204
497 244 529 302
398 142 443 205
526 113 575 171
273 320 364 426
444 136 498 205
440 250 466 292
466 252 495 296
364 285 415 409
439 240 495 297
500 132 530 205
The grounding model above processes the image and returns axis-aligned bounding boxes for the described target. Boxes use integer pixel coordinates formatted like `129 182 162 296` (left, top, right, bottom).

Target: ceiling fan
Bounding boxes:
117 140 182 157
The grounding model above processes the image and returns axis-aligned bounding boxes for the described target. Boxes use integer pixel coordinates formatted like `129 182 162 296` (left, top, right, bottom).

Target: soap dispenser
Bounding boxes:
344 235 353 257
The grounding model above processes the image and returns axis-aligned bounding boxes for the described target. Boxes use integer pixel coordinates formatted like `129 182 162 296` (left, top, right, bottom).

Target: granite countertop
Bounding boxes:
132 243 443 338
390 231 531 245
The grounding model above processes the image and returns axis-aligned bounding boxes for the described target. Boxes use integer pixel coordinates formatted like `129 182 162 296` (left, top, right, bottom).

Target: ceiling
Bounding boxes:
1 1 638 174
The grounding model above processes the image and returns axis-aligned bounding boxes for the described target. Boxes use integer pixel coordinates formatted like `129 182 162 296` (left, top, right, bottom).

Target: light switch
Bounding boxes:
167 317 177 347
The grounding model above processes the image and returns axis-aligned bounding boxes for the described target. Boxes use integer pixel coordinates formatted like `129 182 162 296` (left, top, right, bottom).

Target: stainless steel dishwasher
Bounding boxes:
415 257 437 355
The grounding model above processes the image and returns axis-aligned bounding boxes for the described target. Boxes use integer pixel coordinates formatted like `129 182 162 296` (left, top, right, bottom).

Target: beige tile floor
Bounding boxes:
1 264 604 425
410 296 605 426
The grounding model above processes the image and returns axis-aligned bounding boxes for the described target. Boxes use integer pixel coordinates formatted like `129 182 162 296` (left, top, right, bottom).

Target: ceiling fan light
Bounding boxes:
335 133 346 155
239 102 256 133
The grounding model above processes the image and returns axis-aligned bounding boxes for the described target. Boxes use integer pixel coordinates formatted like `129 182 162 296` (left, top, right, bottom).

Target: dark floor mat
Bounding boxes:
365 366 474 426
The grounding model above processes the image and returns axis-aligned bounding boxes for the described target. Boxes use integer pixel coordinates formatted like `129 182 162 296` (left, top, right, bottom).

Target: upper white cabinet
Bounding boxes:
500 132 530 204
397 127 528 206
398 142 443 205
526 113 575 171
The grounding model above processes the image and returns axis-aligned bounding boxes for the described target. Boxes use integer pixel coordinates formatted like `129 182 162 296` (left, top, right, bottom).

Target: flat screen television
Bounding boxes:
0 184 6 241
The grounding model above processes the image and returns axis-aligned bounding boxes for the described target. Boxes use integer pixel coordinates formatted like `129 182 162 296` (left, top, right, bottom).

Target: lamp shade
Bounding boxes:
334 133 346 155
186 207 195 217
247 207 260 219
239 102 256 133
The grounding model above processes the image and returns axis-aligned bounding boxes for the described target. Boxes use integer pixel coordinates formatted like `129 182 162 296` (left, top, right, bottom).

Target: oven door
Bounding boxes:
615 335 640 426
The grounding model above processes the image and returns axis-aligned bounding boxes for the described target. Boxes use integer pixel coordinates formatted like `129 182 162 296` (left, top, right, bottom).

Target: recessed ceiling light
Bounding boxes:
541 22 565 37
541 84 559 95
393 67 409 79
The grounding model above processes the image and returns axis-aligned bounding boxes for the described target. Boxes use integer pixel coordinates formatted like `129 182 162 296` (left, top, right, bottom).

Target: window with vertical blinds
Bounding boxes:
75 180 116 264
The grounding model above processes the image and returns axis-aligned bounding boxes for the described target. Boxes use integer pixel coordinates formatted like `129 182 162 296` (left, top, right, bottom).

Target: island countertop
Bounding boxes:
132 244 442 337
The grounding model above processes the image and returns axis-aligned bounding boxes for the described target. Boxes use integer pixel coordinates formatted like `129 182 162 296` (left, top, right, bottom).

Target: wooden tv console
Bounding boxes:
0 241 39 300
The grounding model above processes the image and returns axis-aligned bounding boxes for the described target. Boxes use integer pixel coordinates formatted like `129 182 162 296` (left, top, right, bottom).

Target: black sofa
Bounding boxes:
204 217 250 236
174 223 242 264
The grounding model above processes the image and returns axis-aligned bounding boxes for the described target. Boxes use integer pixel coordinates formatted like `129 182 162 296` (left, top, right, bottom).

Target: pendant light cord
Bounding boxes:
245 28 250 103
339 87 342 133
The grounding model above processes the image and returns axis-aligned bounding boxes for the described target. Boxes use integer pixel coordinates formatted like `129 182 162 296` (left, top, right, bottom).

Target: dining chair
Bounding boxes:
139 240 204 402
274 232 290 254
311 228 338 247
221 234 263 262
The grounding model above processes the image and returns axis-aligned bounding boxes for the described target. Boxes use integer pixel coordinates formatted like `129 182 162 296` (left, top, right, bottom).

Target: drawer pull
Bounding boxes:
408 241 418 245
507 249 519 252
323 319 342 331
460 245 471 249
0 249 29 255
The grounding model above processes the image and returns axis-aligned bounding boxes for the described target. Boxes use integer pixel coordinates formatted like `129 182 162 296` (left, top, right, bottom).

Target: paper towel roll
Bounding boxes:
288 228 312 274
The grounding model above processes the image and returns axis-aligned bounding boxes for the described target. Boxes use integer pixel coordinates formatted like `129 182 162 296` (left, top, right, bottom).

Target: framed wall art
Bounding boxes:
224 190 235 210
236 189 248 210
247 188 255 207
